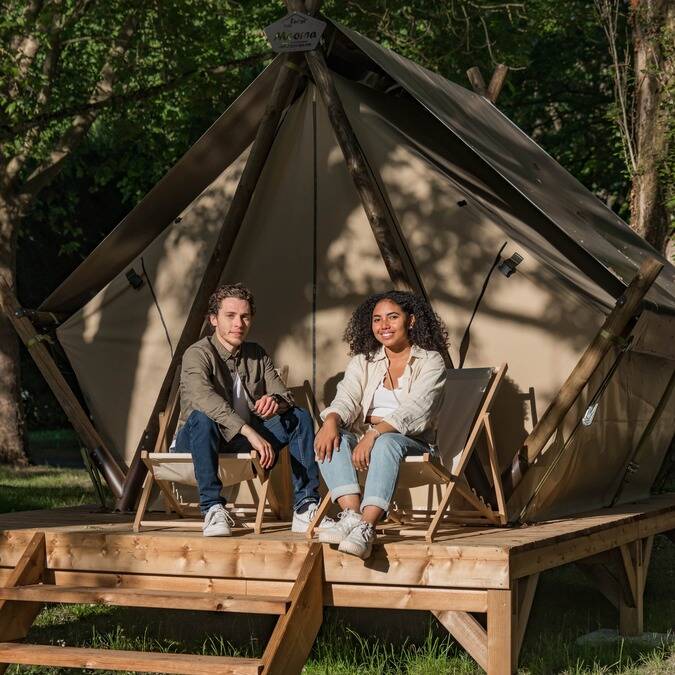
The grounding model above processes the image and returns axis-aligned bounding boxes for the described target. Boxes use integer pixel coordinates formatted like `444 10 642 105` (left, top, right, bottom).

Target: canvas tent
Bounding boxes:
36 18 675 523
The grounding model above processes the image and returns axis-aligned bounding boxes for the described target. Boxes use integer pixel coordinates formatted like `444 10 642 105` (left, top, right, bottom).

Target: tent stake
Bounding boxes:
116 4 319 511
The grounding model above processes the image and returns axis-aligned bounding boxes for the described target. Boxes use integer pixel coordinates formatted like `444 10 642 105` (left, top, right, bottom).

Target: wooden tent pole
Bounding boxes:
0 280 126 498
467 65 509 104
503 258 663 498
304 37 453 366
116 11 317 510
305 49 417 291
487 65 509 103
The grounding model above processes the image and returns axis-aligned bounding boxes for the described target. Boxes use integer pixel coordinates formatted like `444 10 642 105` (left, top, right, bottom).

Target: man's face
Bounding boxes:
209 297 252 351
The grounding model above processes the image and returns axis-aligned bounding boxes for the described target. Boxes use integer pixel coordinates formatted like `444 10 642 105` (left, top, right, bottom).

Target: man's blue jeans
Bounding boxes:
318 429 429 511
174 408 320 514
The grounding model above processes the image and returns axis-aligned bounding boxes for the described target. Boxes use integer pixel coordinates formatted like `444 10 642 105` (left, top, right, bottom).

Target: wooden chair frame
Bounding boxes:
307 364 509 542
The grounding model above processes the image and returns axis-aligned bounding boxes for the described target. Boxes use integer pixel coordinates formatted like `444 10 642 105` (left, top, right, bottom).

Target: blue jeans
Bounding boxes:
174 408 320 514
318 429 429 511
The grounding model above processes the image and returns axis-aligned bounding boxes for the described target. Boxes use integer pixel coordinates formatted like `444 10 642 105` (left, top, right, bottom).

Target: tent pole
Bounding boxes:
466 65 509 104
502 258 663 501
116 12 318 511
305 48 413 290
0 280 126 498
304 42 453 366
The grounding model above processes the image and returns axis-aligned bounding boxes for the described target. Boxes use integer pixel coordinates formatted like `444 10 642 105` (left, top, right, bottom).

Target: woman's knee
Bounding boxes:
372 433 408 458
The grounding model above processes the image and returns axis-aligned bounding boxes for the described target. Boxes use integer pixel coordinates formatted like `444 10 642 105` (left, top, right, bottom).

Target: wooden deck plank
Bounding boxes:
0 585 288 615
326 584 488 612
0 643 262 675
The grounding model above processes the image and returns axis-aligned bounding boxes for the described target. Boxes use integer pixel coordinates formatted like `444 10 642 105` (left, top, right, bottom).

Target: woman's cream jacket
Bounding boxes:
320 345 447 444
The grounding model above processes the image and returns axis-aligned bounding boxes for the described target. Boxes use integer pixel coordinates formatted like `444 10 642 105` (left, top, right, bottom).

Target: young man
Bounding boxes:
174 283 321 536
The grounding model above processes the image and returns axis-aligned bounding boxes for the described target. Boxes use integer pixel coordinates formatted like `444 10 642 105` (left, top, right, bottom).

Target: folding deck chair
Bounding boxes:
307 364 509 542
133 380 320 534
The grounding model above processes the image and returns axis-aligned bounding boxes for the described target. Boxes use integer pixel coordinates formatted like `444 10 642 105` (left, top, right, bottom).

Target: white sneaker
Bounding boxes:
318 508 362 544
203 504 234 537
338 522 376 559
291 502 335 534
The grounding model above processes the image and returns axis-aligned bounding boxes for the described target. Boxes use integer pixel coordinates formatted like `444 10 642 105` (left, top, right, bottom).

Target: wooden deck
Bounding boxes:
1 493 674 674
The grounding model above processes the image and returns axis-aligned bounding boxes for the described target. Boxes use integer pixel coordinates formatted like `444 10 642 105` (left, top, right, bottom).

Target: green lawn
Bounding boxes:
1 463 674 674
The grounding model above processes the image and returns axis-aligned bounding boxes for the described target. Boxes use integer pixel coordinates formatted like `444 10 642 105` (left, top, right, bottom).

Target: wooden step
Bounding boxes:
0 642 263 675
0 584 288 615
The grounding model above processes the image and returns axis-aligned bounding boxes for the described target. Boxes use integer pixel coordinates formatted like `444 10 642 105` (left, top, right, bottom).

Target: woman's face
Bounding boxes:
371 299 411 351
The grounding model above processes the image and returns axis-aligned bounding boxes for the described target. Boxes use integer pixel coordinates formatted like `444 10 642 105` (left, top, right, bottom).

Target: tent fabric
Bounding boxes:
48 24 675 523
507 347 675 521
334 22 675 314
333 75 616 313
41 56 284 314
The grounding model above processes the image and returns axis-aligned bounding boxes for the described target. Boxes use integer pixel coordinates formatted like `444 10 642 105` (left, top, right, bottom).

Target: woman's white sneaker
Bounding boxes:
203 504 234 537
318 508 361 544
338 522 376 559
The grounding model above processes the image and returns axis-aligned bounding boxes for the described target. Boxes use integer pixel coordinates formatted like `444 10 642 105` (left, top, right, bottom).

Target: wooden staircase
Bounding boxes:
0 533 324 675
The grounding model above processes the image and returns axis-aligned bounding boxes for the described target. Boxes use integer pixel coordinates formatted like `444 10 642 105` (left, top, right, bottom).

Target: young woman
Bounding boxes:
314 291 448 559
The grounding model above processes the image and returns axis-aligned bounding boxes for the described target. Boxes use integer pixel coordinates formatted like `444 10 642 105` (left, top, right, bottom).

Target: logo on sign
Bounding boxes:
264 12 326 53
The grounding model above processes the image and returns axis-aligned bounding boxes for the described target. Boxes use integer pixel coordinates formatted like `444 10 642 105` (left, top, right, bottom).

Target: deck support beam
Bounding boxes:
0 532 48 658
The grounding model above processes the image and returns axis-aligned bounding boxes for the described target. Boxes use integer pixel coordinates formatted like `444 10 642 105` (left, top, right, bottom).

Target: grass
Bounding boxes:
1 459 674 674
0 464 96 513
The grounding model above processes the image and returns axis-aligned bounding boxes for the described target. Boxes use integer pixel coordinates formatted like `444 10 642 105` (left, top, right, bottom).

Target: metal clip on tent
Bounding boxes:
497 252 523 278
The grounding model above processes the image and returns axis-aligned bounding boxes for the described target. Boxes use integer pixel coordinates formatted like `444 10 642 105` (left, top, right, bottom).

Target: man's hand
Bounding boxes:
314 414 340 463
241 425 275 469
352 431 377 471
253 394 279 420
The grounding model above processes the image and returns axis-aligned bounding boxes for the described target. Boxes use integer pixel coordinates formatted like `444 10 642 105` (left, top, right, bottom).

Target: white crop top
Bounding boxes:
367 382 402 419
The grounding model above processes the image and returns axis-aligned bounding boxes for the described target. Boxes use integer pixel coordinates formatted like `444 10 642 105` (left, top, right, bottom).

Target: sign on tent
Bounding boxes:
264 12 326 53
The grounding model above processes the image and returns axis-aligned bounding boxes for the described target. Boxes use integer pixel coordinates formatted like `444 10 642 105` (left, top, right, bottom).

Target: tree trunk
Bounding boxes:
629 0 674 253
0 195 28 465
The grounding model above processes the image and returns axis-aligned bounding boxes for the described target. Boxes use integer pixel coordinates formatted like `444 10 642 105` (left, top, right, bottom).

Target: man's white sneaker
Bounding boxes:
291 502 315 533
318 508 361 544
291 502 335 533
203 504 234 537
338 522 376 559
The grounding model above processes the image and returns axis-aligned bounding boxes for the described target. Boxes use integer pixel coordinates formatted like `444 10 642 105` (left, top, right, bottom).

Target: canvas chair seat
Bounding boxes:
146 452 257 487
307 363 508 541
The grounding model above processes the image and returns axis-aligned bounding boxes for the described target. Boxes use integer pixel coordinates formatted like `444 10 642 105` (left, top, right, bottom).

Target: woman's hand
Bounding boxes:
352 431 377 471
314 413 340 463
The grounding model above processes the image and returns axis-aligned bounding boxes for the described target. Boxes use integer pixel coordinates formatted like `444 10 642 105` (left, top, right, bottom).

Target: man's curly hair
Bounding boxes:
207 283 256 317
344 290 448 359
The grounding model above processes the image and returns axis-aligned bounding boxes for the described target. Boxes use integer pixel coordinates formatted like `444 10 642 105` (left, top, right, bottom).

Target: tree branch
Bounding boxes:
16 11 142 198
2 51 273 137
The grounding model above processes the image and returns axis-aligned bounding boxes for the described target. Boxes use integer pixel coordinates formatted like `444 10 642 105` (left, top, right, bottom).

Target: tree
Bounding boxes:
0 0 274 463
595 0 674 254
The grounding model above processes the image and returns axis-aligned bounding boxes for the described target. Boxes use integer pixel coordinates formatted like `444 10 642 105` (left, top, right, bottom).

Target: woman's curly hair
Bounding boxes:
344 290 449 359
